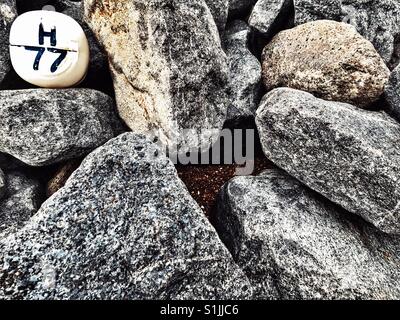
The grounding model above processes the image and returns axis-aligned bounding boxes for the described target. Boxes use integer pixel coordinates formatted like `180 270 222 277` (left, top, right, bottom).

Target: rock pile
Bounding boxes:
1 0 400 300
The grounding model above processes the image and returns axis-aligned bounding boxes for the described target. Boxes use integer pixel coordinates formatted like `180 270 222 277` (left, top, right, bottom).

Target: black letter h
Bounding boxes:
39 23 57 47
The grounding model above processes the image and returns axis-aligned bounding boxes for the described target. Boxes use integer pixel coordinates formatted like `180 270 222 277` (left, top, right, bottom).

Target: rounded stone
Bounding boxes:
9 10 89 88
262 20 390 106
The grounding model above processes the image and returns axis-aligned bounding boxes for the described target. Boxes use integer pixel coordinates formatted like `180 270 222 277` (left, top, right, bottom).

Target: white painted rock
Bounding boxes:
9 10 89 88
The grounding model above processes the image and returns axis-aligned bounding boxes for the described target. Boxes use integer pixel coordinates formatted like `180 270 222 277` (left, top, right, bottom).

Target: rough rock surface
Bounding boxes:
249 0 292 38
229 0 257 18
224 20 261 121
0 171 42 238
0 133 252 300
262 20 390 106
294 0 342 25
84 0 229 152
0 89 120 167
0 0 17 85
294 0 400 68
256 88 400 235
204 0 229 34
385 64 400 121
215 169 400 299
0 168 5 199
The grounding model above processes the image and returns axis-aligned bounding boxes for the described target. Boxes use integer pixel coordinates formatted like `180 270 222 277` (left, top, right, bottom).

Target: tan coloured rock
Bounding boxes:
262 20 390 106
84 0 229 151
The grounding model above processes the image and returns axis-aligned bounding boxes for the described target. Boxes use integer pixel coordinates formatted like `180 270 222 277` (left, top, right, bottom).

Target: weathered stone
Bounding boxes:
229 0 257 19
248 0 292 38
205 0 229 34
262 20 390 106
294 0 400 68
0 133 252 300
0 168 5 199
385 64 400 121
46 160 81 197
256 88 400 235
294 0 342 25
215 169 400 299
0 171 42 238
84 0 229 152
0 0 17 85
0 89 120 167
224 20 261 121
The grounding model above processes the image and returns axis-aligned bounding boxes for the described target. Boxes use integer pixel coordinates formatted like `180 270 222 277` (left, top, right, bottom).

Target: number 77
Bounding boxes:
25 46 68 73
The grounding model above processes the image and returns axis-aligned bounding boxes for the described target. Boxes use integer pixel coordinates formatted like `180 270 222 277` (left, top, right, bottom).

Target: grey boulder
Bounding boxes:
0 0 17 85
256 88 400 235
294 0 400 68
215 169 400 299
0 89 120 167
294 0 343 25
224 20 261 121
385 64 400 121
249 0 292 38
205 0 229 34
0 171 42 238
0 133 252 300
84 0 229 152
229 0 257 18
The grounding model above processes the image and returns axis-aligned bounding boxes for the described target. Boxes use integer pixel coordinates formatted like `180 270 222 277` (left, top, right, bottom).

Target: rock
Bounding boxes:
0 133 252 300
10 10 90 88
46 160 81 197
262 20 390 106
84 0 229 152
248 0 292 38
229 0 257 19
0 0 17 85
224 20 261 122
0 168 5 199
294 0 400 69
215 169 400 299
0 171 42 238
385 64 400 121
294 0 342 25
205 0 229 34
0 89 120 167
256 87 400 235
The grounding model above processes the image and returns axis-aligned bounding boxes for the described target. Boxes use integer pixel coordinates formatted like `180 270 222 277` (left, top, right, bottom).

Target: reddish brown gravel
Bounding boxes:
177 156 273 217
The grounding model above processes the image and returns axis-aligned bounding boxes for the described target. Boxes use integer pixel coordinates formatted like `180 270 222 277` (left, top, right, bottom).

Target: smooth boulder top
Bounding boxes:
0 133 252 300
256 87 400 235
262 20 390 106
215 169 400 299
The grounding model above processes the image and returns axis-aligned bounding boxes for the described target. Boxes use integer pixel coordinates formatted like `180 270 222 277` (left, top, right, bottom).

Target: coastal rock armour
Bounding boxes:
215 169 400 299
256 88 400 235
0 133 252 300
84 0 230 152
